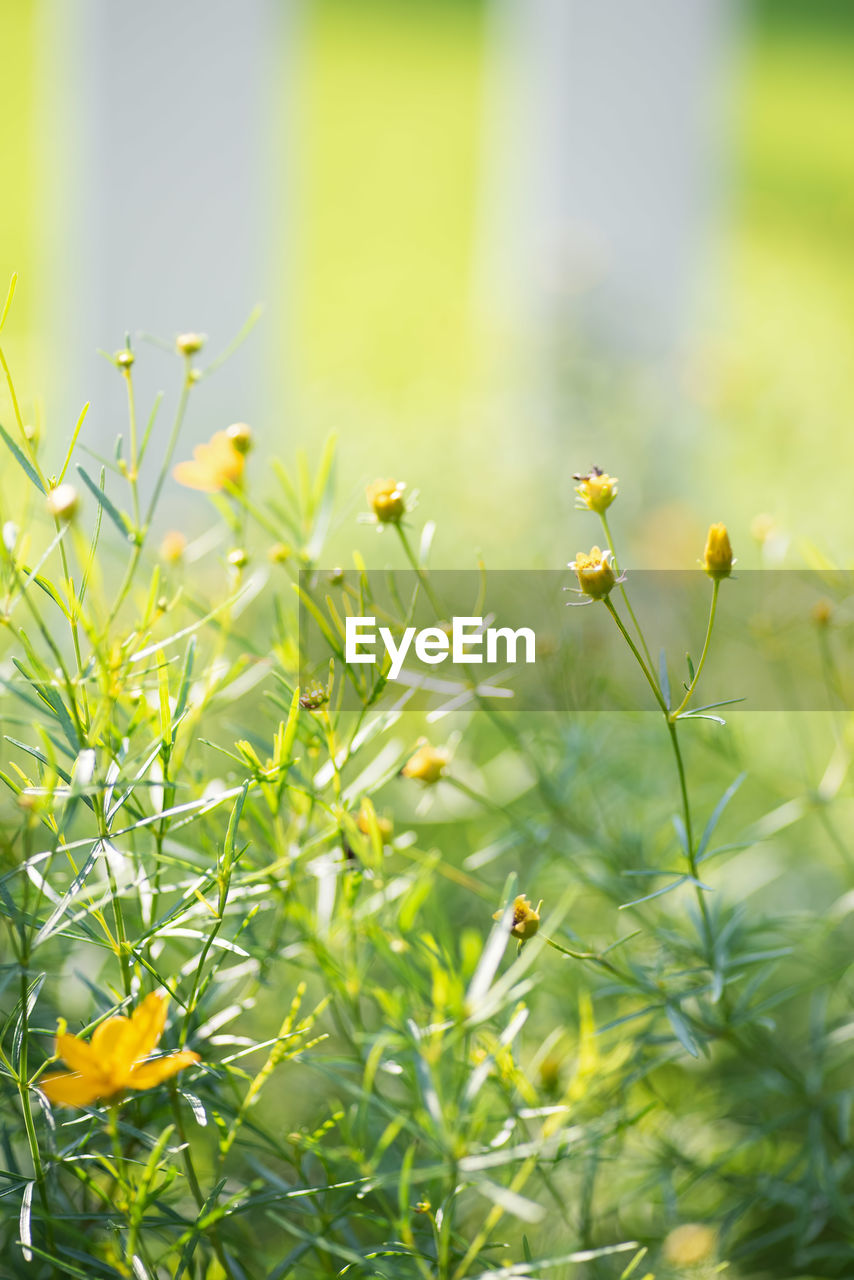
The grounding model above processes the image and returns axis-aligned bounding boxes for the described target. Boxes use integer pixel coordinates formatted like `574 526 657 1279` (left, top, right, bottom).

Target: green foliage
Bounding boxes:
0 284 851 1280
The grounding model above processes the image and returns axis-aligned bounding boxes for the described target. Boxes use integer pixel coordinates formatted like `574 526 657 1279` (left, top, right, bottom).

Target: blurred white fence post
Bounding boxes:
39 0 287 460
478 0 731 354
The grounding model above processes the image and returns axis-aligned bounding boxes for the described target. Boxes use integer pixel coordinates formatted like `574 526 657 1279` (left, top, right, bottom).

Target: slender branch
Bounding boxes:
670 579 720 720
600 510 655 672
603 597 668 715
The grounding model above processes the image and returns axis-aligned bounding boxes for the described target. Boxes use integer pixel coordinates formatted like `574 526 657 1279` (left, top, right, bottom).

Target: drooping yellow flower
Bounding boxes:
401 739 448 784
173 430 245 492
366 478 407 524
703 523 734 580
39 993 199 1107
569 546 619 600
663 1223 717 1266
493 894 542 941
574 468 618 514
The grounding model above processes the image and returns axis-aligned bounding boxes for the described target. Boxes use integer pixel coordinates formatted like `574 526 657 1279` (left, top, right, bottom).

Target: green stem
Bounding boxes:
667 719 713 952
17 957 54 1251
395 524 444 619
604 596 713 954
603 597 668 715
600 511 655 672
124 368 141 531
670 579 719 719
106 369 193 629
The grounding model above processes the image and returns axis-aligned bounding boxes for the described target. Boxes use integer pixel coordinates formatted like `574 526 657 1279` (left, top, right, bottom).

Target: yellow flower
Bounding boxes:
663 1223 716 1266
494 893 542 941
402 739 448 784
569 546 618 600
160 530 187 563
39 993 199 1108
173 430 245 492
703 523 734 580
366 478 407 524
574 468 618 513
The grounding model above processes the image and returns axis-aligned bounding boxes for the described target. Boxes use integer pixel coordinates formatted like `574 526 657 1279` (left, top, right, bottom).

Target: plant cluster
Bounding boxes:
0 280 852 1278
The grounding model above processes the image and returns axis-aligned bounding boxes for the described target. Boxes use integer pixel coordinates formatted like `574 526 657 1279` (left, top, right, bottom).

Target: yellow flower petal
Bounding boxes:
126 993 168 1063
39 1071 109 1107
54 1032 98 1077
173 432 245 492
127 1050 200 1091
90 1015 134 1067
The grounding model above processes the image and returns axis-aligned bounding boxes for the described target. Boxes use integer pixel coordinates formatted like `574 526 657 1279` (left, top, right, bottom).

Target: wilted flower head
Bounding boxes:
663 1223 717 1267
703 523 734 580
299 680 330 711
173 430 246 492
494 894 542 941
402 739 448 784
574 467 618 514
366 478 407 524
46 483 79 522
39 993 199 1108
569 546 620 600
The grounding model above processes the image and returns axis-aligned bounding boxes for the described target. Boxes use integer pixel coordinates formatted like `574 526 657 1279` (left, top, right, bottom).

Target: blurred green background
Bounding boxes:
1 0 853 565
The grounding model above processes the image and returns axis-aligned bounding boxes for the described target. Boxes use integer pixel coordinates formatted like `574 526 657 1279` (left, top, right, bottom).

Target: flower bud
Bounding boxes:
357 802 393 842
115 349 135 370
46 483 79 522
268 542 292 564
366 478 406 524
226 422 252 455
703 523 734 579
227 548 249 570
574 468 618 513
401 739 448 784
813 598 833 627
160 530 187 563
570 546 617 599
493 893 542 942
663 1223 716 1266
176 332 205 356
